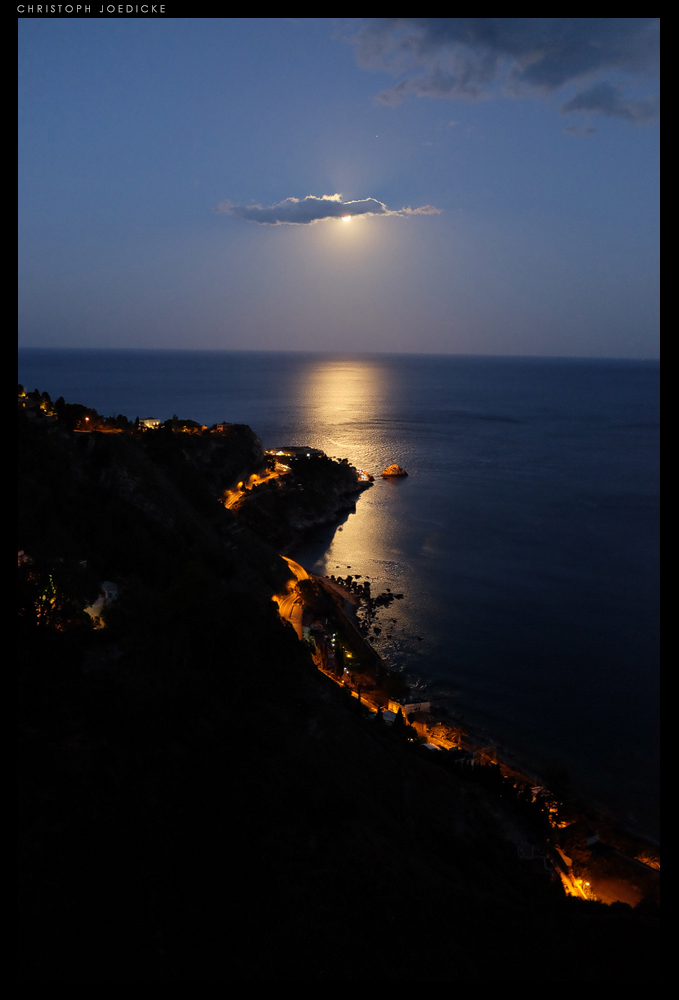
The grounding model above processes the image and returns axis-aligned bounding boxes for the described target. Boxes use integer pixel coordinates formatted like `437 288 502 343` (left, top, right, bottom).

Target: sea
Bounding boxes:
18 349 660 840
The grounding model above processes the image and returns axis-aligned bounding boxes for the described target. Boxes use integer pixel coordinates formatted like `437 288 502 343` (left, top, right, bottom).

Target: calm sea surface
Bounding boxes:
18 349 660 838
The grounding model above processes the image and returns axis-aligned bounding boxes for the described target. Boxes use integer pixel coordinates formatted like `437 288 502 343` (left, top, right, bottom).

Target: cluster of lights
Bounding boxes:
268 449 313 458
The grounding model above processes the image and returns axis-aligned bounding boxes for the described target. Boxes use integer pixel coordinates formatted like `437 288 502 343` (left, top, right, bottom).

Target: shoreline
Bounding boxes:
294 567 660 889
310 575 549 765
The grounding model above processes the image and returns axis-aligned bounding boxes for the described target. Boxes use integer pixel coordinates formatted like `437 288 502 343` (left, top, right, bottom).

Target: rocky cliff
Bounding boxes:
232 453 371 551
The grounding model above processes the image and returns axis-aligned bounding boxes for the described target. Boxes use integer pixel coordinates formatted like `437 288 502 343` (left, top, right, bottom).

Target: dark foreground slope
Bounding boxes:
18 412 659 981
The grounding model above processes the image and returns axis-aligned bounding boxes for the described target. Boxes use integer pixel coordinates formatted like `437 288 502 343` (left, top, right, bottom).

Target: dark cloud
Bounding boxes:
347 18 659 122
217 194 441 225
561 82 659 123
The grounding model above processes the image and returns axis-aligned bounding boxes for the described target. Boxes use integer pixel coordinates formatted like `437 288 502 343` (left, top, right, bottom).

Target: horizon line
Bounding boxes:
17 346 659 362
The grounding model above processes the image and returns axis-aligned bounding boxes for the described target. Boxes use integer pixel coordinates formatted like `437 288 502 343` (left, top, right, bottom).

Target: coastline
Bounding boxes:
289 562 660 899
19 387 659 902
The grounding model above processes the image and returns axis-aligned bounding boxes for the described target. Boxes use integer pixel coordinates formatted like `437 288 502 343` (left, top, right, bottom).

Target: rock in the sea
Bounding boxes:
381 464 408 478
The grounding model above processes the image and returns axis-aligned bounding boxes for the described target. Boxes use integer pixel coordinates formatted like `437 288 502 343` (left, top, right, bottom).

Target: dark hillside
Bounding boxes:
145 420 265 496
18 414 288 594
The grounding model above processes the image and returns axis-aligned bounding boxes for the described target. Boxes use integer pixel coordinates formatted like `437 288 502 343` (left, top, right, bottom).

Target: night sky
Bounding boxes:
18 18 659 357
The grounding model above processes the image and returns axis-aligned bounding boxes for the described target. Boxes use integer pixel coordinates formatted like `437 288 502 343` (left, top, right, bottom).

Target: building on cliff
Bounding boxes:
266 446 325 458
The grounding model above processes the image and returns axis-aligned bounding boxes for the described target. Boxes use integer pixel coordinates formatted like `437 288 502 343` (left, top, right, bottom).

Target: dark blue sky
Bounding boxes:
18 17 659 356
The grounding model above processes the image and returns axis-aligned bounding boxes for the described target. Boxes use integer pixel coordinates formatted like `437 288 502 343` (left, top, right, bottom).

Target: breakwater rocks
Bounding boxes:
328 574 403 628
329 574 403 602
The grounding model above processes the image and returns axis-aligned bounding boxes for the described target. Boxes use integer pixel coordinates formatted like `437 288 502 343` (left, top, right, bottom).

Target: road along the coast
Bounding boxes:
272 556 310 640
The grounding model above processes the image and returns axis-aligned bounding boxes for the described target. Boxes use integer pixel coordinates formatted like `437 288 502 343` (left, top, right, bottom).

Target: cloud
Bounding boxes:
346 18 659 123
560 82 659 123
217 194 442 225
401 204 442 214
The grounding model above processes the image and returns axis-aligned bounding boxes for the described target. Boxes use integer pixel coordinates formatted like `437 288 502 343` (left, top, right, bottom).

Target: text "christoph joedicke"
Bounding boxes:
19 5 167 12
